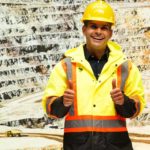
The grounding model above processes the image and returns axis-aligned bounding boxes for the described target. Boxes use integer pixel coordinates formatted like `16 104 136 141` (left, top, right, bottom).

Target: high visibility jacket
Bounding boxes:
42 41 145 133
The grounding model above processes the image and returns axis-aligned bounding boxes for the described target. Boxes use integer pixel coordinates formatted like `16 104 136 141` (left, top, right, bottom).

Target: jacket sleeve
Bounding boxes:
50 96 70 118
115 94 136 118
116 62 146 118
42 60 69 118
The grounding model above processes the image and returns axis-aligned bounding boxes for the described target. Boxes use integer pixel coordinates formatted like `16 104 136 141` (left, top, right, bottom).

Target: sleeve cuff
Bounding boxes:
50 96 70 118
115 93 137 118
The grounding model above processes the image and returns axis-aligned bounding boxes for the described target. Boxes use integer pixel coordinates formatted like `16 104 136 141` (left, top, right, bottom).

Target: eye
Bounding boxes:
90 24 98 29
101 25 111 31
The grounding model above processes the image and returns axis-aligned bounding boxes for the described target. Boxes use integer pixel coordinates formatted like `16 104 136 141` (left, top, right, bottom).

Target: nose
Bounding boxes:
95 27 102 34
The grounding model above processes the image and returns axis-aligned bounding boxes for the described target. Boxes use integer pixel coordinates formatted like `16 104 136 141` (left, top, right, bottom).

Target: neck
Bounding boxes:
86 45 107 59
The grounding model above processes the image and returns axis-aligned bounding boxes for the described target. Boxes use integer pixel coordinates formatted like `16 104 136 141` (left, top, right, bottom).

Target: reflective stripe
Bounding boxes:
117 65 121 88
64 57 72 81
117 61 141 118
67 64 77 116
46 97 57 118
65 115 125 121
64 127 127 132
117 61 129 91
70 63 77 116
69 105 75 116
120 61 129 90
130 96 141 118
65 119 126 128
63 57 76 116
63 59 129 132
65 118 127 132
134 100 141 116
46 98 51 115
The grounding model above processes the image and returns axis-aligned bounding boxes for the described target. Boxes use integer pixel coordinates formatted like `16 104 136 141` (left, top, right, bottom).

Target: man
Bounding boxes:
42 1 146 150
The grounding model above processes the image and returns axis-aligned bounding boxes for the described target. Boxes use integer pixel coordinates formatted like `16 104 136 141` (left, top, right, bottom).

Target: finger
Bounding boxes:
111 92 122 98
64 97 73 102
68 80 73 90
115 101 121 105
64 102 72 107
112 78 117 89
64 94 74 99
112 96 123 101
64 89 74 97
63 100 73 107
114 99 124 105
110 88 120 95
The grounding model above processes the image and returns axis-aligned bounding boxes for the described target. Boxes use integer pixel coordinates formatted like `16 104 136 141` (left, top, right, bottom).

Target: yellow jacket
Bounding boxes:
42 41 145 132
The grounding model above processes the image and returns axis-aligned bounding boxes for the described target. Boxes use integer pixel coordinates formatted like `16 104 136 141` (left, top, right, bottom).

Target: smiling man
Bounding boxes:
42 1 146 150
82 21 112 59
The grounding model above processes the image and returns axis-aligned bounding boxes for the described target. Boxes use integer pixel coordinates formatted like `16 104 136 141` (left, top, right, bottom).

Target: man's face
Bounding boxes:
82 21 112 51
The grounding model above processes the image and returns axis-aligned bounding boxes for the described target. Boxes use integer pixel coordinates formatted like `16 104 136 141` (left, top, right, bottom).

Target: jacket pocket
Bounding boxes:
64 132 90 144
107 132 132 147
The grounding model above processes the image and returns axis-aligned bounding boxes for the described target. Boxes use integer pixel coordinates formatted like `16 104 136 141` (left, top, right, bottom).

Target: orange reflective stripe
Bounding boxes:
46 96 57 116
66 115 125 121
63 58 128 133
65 115 127 132
72 63 77 116
117 61 130 91
65 119 126 128
130 95 141 118
117 65 122 88
134 101 141 117
62 58 77 116
61 60 67 73
64 127 127 133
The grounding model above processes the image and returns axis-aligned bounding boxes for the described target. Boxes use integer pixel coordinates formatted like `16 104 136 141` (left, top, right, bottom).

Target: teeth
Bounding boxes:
94 38 102 40
92 36 103 40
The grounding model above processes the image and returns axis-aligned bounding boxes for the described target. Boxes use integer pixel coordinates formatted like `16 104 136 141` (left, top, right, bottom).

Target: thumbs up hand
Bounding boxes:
63 80 75 107
110 79 124 105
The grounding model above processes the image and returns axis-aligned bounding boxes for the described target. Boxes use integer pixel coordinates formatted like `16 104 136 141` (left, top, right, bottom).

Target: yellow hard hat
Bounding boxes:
81 0 115 25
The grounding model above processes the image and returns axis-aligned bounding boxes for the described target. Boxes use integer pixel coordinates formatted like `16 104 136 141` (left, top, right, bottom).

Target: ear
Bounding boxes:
109 29 113 39
82 25 86 36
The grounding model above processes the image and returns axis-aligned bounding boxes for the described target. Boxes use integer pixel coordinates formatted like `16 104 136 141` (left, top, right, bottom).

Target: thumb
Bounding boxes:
68 80 73 90
112 78 117 89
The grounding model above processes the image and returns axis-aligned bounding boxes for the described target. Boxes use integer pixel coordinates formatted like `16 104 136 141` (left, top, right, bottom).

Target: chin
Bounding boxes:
92 43 103 48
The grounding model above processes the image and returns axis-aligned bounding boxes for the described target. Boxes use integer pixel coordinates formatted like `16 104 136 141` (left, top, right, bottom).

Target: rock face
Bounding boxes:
0 1 149 150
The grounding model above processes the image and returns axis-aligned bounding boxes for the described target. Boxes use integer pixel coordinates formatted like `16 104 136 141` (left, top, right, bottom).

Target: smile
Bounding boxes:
92 36 105 41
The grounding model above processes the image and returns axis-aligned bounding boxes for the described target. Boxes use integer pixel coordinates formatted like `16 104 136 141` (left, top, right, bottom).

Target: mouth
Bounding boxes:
91 36 105 41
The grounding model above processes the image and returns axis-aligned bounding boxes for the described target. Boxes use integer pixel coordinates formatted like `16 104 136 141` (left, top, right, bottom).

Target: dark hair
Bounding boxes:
83 20 90 27
83 20 113 29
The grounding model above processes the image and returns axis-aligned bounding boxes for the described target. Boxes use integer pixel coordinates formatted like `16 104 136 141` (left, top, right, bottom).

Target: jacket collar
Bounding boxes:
64 41 126 64
83 44 110 61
